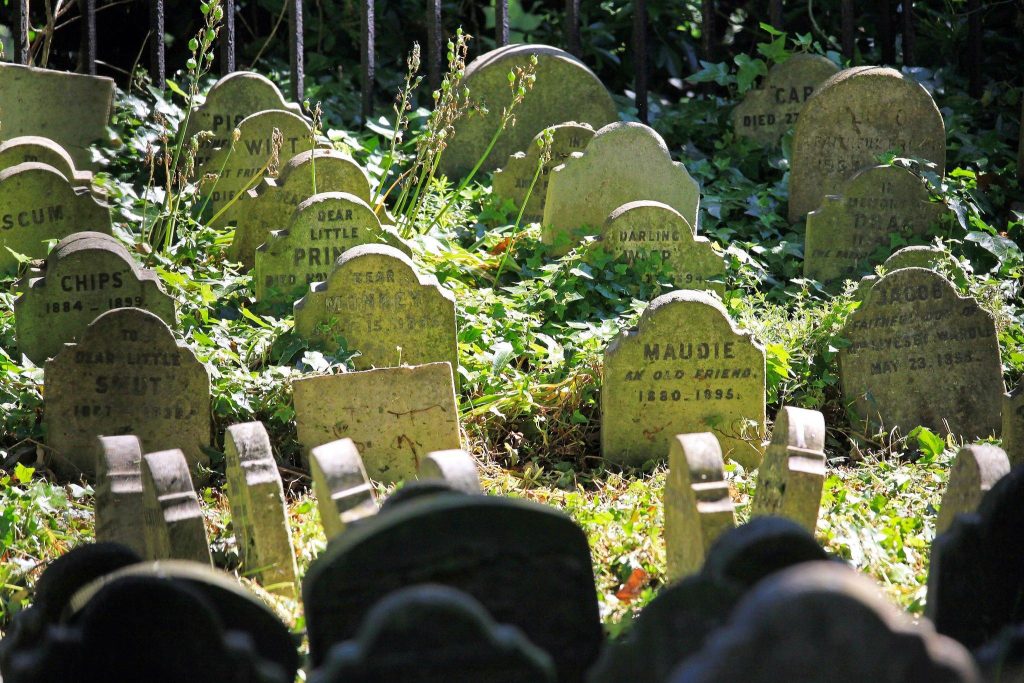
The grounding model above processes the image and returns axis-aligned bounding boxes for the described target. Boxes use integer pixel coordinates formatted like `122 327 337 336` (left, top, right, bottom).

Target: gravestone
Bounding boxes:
255 193 408 306
15 231 176 363
936 445 1010 534
804 165 951 287
43 308 211 479
543 123 701 255
789 66 946 221
600 200 724 293
855 245 967 299
702 516 829 589
492 122 595 224
602 289 766 468
309 585 556 682
224 422 298 595
0 63 114 169
302 493 603 681
732 54 840 145
293 245 458 380
0 163 112 275
838 268 1003 439
439 44 616 179
419 449 481 494
1002 379 1024 467
294 362 462 483
93 435 147 556
0 136 98 193
139 449 212 565
378 480 463 513
309 438 379 539
228 149 374 268
752 406 826 532
664 433 736 581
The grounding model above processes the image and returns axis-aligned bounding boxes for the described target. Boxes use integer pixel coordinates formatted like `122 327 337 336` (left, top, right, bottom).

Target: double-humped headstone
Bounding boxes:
935 444 1010 534
294 362 462 483
752 406 826 532
223 422 298 595
789 66 946 222
14 231 176 363
93 435 147 556
419 449 482 494
309 438 379 539
804 165 951 288
140 449 212 565
0 63 114 169
227 149 373 269
543 123 701 255
302 493 602 681
1004 380 1024 467
439 44 616 180
600 200 724 294
0 136 98 195
293 245 457 379
838 268 1003 439
43 308 211 479
492 122 595 224
665 433 736 581
602 289 766 468
255 194 408 307
0 163 112 275
732 54 840 145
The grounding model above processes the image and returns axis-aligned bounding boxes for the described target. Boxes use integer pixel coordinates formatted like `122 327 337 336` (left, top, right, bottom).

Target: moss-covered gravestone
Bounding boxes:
543 123 700 255
0 163 111 274
602 290 766 468
600 200 724 294
93 435 147 557
419 449 481 494
0 136 97 194
43 308 211 480
309 438 378 539
492 122 594 224
1003 380 1024 468
140 449 212 565
732 54 839 146
15 232 175 363
789 66 946 222
294 362 462 483
935 444 1010 534
255 193 408 306
854 245 967 299
752 406 826 532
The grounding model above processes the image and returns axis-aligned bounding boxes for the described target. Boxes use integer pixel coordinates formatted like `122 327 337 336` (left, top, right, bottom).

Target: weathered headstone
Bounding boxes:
184 71 305 150
0 163 112 274
439 44 616 179
855 245 967 299
752 406 826 532
665 433 736 581
804 165 951 287
1002 379 1024 468
0 63 114 169
936 445 1010 535
43 308 211 479
223 422 298 595
309 438 379 539
543 123 701 255
789 66 946 222
602 289 766 468
255 193 408 306
139 449 212 565
838 268 1003 439
293 245 458 379
599 200 724 294
492 122 594 224
418 449 481 494
732 54 840 145
294 362 462 483
0 136 98 194
93 435 147 556
15 231 176 363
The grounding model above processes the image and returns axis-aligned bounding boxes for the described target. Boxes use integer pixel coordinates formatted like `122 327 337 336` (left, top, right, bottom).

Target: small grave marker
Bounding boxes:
0 136 98 193
309 438 378 539
935 444 1010 534
419 449 481 494
752 406 826 532
140 449 212 565
93 435 147 556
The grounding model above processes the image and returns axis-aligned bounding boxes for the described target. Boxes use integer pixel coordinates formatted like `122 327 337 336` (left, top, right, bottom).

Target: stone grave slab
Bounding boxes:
855 245 967 299
936 444 1010 534
419 449 481 494
600 200 724 293
294 362 462 483
223 422 298 595
43 308 211 479
255 192 408 306
701 516 829 590
838 268 1003 439
665 433 736 581
0 163 112 274
140 449 212 565
1002 379 1024 467
309 438 379 539
93 435 147 556
0 136 98 194
439 44 616 179
0 63 114 169
492 122 594 224
602 289 766 468
789 66 946 221
543 122 700 255
752 406 826 532
15 231 176 363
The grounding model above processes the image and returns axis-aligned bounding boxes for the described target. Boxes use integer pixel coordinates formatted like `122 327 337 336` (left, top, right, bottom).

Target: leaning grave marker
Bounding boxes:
935 444 1010 534
93 435 147 557
0 136 98 194
140 449 213 565
309 438 379 539
752 405 826 532
602 289 766 469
